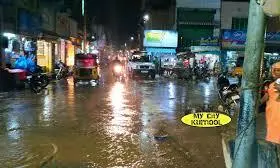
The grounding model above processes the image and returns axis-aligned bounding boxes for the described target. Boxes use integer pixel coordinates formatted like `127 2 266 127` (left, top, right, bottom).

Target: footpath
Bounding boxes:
222 111 280 168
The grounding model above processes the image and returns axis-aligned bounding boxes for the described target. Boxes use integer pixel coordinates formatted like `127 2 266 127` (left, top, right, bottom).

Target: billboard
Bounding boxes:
222 29 280 49
144 30 178 48
18 9 41 35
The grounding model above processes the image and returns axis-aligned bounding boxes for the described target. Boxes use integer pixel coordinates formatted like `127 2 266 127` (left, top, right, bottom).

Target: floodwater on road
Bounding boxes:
0 70 225 168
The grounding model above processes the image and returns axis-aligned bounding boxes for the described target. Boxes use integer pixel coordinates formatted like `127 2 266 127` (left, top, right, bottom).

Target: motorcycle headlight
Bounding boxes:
114 65 122 73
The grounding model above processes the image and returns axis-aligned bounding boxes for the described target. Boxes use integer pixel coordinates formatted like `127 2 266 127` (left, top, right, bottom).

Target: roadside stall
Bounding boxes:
165 51 195 79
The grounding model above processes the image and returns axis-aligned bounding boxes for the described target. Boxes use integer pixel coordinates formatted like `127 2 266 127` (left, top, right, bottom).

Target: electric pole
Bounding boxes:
0 5 4 69
82 0 87 53
232 0 266 167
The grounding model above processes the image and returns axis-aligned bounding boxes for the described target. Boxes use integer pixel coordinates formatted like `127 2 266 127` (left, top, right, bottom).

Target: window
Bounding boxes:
232 18 248 30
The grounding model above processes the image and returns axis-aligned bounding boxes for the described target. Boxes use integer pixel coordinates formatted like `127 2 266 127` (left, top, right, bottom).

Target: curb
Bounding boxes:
222 137 233 168
221 135 280 168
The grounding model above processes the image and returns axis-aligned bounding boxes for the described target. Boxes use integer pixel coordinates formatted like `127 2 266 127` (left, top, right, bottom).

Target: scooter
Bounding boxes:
217 74 240 115
113 64 125 81
26 66 50 93
55 61 69 80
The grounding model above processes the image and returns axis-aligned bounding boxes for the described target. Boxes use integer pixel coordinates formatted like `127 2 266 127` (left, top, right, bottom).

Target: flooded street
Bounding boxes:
0 70 225 168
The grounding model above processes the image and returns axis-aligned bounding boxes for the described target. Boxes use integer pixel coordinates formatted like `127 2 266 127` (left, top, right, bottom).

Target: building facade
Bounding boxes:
220 1 280 72
143 0 176 30
176 0 221 50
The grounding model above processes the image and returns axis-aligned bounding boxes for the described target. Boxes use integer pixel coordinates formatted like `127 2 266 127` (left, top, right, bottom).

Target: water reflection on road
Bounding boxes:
0 74 225 168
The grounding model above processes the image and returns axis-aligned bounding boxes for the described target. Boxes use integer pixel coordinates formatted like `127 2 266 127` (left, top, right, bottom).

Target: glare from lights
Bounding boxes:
143 14 150 21
3 33 16 39
92 49 99 54
130 37 134 41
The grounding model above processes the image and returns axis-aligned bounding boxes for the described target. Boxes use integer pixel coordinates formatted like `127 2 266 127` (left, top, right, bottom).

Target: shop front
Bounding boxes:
143 30 178 69
66 40 75 66
190 45 221 70
3 32 36 69
36 40 54 73
221 29 280 72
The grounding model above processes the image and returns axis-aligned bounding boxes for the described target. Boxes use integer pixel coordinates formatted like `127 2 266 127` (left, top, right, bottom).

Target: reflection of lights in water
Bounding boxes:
109 82 131 134
168 82 176 111
169 82 175 98
7 117 21 140
204 84 211 104
41 90 53 122
67 79 76 120
204 85 211 97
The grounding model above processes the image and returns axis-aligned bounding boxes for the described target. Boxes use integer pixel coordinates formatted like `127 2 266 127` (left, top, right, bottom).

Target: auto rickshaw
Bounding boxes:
231 57 244 76
73 53 99 85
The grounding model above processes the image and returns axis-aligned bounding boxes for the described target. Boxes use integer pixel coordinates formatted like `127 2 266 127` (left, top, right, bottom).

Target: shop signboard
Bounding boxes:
222 29 280 49
18 9 41 35
266 32 280 43
144 30 178 48
222 30 246 49
69 19 78 38
41 8 55 32
191 46 220 53
200 37 219 46
56 13 70 38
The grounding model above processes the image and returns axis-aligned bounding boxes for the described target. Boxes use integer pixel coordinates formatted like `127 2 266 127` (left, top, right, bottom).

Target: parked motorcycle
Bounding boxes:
35 65 50 88
217 74 240 115
192 66 210 81
26 66 50 93
55 60 69 80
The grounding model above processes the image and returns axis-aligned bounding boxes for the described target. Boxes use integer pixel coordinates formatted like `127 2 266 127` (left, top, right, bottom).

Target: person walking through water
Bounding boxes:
261 61 280 144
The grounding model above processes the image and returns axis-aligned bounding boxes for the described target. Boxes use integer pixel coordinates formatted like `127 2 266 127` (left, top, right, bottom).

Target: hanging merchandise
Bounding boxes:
24 41 36 52
14 55 36 73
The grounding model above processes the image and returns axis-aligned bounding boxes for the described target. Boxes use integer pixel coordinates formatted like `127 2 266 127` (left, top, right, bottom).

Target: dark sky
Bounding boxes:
87 0 142 46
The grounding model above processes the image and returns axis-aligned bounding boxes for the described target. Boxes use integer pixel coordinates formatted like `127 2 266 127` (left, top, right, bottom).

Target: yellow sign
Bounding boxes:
181 112 231 128
146 32 165 42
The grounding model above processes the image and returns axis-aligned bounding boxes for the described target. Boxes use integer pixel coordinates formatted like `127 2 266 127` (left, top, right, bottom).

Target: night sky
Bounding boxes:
87 0 142 46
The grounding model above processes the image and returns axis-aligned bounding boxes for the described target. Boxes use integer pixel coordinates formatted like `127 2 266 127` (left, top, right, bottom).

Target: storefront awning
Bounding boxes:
196 51 221 55
39 30 60 41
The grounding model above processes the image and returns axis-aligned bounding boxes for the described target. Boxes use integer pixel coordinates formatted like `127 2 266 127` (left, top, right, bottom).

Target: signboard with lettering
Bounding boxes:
200 37 219 46
56 13 70 38
18 9 41 35
41 8 55 32
191 46 220 52
222 29 280 49
144 30 178 48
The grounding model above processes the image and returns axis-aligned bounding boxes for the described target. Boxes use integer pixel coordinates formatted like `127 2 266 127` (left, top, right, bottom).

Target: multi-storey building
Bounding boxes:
176 0 221 49
221 1 280 71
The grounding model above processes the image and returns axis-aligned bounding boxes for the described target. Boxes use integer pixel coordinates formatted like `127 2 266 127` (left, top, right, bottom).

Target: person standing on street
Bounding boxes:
261 61 280 144
153 56 159 75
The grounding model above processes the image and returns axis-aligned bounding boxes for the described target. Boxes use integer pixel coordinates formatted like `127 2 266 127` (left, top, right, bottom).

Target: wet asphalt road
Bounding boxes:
0 69 225 168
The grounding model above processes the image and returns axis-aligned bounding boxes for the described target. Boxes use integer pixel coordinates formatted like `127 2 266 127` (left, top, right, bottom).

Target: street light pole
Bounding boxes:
232 0 266 167
82 0 87 53
0 5 5 69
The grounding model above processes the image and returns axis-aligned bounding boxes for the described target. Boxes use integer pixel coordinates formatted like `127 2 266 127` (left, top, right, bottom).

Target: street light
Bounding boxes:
143 14 149 22
130 36 134 41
